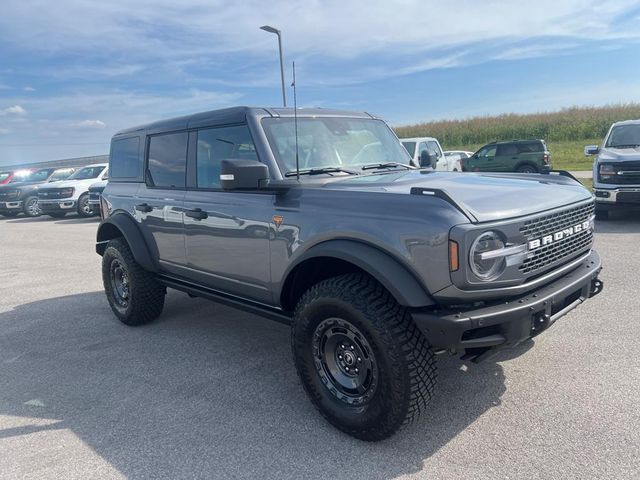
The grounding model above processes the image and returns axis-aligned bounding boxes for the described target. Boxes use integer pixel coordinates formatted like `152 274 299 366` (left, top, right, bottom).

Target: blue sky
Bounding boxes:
1 0 639 166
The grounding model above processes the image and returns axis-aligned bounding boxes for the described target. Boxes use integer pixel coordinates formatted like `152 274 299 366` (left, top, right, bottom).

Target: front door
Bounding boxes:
183 124 273 304
135 131 188 273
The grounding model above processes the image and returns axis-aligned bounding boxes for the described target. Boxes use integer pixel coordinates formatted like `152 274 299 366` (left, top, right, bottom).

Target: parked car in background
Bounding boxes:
464 140 551 173
401 137 460 171
0 167 75 217
444 150 474 171
586 119 640 220
37 164 108 218
88 179 108 211
0 169 35 185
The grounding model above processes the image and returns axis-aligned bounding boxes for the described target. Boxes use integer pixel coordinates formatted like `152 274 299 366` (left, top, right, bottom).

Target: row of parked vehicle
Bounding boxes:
399 136 552 173
0 163 108 218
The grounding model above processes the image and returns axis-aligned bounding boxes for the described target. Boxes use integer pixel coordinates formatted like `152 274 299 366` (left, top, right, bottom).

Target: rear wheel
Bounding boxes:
22 196 40 217
102 238 165 326
516 164 538 173
291 273 436 441
77 193 94 217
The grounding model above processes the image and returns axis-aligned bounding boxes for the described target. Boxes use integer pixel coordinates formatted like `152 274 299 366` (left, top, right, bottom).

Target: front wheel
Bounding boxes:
291 273 436 441
23 196 40 217
77 193 94 217
102 238 165 325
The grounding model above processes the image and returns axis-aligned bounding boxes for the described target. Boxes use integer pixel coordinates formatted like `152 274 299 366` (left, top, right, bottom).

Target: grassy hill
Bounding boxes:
394 104 640 170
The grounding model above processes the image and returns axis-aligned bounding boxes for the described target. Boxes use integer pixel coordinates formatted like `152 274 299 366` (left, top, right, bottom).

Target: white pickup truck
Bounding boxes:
37 163 108 218
400 137 461 171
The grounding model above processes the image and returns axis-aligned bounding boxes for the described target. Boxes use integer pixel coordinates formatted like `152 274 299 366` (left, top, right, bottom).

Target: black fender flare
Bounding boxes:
96 213 157 272
280 239 434 308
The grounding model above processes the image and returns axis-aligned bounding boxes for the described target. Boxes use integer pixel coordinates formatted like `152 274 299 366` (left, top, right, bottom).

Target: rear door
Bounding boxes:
183 124 273 304
135 131 187 273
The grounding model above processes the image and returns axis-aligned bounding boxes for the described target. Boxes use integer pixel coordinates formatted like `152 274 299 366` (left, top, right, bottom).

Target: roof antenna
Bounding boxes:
291 61 300 181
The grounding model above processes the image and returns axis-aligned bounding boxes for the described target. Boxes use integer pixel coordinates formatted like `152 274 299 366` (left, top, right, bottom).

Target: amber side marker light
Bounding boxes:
449 240 459 272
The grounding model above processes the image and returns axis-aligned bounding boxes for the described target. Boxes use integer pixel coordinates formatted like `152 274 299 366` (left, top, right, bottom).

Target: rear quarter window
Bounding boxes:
110 136 141 179
517 141 544 153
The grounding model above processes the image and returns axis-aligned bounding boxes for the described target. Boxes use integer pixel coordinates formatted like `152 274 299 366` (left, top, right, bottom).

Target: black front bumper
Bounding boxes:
412 250 602 362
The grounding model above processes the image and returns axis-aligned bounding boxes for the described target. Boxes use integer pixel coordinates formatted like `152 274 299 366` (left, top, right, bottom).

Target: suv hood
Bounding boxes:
326 171 593 223
598 146 640 162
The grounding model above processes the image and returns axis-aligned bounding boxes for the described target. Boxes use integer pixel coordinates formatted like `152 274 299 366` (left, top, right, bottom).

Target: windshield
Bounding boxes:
69 166 105 180
606 124 640 148
0 172 11 182
262 117 412 174
11 168 53 183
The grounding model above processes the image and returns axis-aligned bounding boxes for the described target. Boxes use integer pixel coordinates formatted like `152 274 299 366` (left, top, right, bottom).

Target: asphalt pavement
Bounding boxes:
0 210 638 479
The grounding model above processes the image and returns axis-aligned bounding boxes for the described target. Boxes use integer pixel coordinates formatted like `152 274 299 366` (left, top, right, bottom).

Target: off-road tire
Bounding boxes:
22 196 40 217
516 164 538 174
291 273 436 441
77 193 94 218
48 212 67 218
102 238 165 326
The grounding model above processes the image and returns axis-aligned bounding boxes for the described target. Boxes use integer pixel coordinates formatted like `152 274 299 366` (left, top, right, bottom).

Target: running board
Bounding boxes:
156 274 292 325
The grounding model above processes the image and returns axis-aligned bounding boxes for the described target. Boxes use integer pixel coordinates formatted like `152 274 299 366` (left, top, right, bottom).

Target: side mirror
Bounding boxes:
220 159 269 190
419 150 433 168
584 145 599 156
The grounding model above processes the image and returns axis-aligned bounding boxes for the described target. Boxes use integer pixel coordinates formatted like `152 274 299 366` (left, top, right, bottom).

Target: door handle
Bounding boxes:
135 203 153 213
185 208 208 220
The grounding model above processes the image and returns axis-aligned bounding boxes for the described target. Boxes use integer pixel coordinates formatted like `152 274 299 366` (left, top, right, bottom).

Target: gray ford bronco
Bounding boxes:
96 107 603 441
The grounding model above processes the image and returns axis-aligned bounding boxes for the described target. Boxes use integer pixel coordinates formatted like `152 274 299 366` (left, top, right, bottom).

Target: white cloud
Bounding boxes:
1 105 27 115
0 128 10 134
23 86 36 92
0 1 638 63
73 119 106 128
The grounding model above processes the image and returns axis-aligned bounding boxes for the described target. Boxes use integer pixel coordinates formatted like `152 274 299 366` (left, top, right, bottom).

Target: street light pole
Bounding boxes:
260 25 287 107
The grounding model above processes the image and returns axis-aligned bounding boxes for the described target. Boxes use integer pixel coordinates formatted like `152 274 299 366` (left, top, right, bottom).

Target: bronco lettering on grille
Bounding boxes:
528 220 591 250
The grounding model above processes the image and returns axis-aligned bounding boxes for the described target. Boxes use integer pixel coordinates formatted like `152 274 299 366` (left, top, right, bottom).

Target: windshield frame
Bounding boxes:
261 116 414 177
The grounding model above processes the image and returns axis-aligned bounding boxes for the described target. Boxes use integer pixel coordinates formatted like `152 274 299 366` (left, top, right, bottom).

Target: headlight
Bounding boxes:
470 231 506 280
61 187 75 197
599 164 615 180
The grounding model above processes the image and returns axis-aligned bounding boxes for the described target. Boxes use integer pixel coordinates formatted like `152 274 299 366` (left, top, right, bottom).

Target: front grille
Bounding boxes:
0 190 19 200
599 162 640 185
519 201 595 275
38 188 67 199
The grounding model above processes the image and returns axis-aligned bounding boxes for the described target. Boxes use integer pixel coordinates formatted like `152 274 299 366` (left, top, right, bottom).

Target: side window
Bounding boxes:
517 142 543 153
196 125 257 189
146 132 188 188
496 144 518 156
110 137 140 179
426 141 442 158
478 146 497 157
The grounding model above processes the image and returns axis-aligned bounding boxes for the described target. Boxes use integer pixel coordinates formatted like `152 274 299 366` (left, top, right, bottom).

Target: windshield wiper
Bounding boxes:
361 162 415 171
609 144 640 149
284 167 359 177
